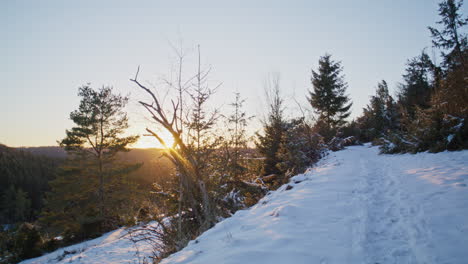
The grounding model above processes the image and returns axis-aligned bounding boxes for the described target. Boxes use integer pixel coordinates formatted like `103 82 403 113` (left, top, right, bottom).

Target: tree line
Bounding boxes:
354 0 467 153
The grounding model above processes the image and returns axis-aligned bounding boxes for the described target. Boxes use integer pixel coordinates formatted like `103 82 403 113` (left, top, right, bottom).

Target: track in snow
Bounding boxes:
358 149 429 263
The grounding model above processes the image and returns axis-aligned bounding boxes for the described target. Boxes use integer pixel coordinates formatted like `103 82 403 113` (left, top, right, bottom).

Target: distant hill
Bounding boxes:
18 146 67 159
15 145 175 190
17 146 166 163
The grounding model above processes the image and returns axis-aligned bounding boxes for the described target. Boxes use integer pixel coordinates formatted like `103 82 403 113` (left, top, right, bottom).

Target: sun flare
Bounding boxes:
132 130 175 149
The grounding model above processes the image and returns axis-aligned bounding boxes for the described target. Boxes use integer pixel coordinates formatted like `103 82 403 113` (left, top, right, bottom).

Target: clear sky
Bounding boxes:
1 0 464 147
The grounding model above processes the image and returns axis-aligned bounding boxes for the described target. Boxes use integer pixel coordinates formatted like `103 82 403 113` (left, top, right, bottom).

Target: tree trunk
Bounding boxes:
98 155 104 219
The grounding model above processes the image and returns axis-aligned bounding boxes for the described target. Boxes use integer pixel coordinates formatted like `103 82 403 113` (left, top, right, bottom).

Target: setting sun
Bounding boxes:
131 130 176 149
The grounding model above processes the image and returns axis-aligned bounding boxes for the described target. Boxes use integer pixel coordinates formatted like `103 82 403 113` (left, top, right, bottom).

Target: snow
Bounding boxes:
21 145 468 264
447 134 455 143
19 224 156 264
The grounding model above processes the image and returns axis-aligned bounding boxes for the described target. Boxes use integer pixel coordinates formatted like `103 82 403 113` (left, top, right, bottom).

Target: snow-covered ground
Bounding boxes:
19 224 155 264
21 145 468 264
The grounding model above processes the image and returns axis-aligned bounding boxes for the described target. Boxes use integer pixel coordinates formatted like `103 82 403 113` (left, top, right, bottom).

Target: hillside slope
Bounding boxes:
161 145 468 264
20 145 468 264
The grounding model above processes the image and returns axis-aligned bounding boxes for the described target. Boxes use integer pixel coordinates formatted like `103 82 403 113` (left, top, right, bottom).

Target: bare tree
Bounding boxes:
130 45 221 248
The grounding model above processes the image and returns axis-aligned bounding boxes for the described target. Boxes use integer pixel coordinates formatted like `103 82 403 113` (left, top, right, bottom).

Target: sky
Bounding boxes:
1 0 464 147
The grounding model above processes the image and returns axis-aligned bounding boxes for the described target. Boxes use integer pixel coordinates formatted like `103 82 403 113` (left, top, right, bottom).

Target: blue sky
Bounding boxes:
1 0 463 147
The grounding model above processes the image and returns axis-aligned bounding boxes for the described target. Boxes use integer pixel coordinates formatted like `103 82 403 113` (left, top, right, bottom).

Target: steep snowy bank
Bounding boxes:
19 224 155 264
21 145 468 264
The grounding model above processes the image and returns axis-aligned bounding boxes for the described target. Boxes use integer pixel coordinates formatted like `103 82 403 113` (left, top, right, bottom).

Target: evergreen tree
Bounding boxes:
429 0 467 116
308 54 352 139
358 80 399 141
256 74 286 175
225 92 253 179
42 85 140 237
398 51 434 118
428 0 467 68
1 185 31 223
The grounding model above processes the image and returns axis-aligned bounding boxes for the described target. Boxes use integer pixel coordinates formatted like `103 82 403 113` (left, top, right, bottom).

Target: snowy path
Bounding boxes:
21 145 468 264
359 149 428 263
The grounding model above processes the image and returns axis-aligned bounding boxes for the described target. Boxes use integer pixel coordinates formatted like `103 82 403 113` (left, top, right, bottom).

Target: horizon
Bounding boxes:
2 0 465 147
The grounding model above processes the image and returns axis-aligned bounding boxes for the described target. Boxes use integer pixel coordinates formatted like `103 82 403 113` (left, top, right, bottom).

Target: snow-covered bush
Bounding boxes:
276 118 326 176
327 136 358 151
380 108 467 153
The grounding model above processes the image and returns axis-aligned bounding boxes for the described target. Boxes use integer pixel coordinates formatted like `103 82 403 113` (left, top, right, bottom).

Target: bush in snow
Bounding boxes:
380 108 467 153
328 135 358 151
9 223 43 262
276 118 326 177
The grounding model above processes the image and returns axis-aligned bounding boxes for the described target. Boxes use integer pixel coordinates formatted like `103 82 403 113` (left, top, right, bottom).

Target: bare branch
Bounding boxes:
146 128 168 148
134 65 140 80
130 68 162 111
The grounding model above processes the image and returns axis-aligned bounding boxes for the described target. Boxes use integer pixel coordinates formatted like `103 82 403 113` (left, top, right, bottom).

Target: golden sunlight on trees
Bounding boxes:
130 45 222 253
128 45 265 259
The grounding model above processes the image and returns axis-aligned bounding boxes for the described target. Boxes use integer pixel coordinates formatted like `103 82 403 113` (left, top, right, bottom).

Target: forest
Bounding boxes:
1 1 467 263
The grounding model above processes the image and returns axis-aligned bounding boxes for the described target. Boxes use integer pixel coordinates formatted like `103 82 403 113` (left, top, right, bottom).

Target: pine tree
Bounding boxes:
226 92 253 179
398 51 434 118
428 0 467 68
43 85 140 236
308 54 352 139
256 74 286 176
429 0 467 116
358 80 399 141
0 185 31 223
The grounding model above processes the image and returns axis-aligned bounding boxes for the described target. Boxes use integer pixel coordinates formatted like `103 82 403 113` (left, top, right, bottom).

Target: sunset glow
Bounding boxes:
131 130 176 149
